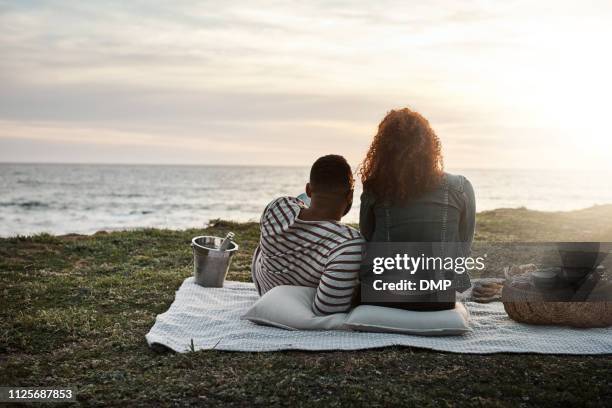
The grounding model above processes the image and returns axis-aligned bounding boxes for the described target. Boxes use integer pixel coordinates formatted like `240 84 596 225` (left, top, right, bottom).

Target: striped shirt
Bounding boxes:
251 196 365 316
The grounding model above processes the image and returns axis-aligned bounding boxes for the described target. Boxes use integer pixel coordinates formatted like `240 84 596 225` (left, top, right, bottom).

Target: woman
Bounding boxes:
359 108 475 310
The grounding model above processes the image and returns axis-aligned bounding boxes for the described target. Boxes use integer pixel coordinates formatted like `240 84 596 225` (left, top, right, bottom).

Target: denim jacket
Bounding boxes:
359 173 475 291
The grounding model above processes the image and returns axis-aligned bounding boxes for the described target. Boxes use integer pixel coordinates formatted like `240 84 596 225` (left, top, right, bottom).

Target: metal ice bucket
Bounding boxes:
191 235 239 287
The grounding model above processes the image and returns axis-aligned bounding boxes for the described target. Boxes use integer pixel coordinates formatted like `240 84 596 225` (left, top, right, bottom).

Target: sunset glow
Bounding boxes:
1 1 611 169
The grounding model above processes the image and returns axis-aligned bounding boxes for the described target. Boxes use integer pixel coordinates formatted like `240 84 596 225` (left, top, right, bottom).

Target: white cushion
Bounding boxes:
242 285 471 336
344 303 471 336
241 285 348 330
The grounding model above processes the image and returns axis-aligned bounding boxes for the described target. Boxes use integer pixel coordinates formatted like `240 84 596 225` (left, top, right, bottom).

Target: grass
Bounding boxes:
1 206 612 406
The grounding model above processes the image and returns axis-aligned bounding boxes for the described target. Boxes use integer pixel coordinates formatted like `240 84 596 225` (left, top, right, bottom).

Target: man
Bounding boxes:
251 155 365 315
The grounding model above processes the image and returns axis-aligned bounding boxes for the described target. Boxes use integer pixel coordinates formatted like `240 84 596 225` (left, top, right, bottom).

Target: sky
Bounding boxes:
1 0 611 169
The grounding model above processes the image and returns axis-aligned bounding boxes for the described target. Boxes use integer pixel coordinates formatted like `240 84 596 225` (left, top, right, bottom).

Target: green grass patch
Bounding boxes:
1 208 611 406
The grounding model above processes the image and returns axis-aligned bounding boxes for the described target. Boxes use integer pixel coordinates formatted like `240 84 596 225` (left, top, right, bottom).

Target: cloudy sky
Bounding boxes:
1 0 611 169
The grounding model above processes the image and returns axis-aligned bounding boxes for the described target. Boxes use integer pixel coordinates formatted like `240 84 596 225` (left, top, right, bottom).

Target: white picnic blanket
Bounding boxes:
145 277 612 354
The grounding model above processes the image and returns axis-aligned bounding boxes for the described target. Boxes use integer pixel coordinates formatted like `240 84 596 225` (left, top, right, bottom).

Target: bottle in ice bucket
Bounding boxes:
191 232 239 287
218 232 235 251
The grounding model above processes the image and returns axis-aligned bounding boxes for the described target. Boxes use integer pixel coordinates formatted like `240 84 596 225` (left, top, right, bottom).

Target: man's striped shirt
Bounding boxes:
251 196 365 315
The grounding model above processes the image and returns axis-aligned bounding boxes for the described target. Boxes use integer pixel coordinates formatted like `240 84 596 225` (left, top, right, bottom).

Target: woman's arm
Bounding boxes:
459 178 476 244
359 192 375 241
455 177 476 293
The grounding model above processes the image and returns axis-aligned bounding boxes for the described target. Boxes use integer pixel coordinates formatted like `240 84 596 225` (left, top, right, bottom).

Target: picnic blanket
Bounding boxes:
145 277 612 354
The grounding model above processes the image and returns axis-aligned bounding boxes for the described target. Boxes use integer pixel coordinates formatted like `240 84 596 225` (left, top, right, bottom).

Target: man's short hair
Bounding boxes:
310 155 354 193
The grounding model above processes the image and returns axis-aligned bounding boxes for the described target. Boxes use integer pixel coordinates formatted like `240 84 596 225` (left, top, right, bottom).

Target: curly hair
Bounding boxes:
359 108 444 203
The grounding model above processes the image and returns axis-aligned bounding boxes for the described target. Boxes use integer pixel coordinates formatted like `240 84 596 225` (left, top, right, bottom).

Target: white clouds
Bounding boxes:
0 0 522 91
1 0 611 168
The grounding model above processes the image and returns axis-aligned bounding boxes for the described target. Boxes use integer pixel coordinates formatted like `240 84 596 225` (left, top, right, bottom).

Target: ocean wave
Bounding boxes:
0 200 50 209
129 210 154 215
109 192 147 198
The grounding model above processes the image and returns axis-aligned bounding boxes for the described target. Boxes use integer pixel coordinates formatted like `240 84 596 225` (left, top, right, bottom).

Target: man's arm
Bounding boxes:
312 238 365 316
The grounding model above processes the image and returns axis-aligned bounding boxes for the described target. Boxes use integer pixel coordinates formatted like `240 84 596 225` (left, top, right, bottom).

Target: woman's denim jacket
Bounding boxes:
359 173 475 292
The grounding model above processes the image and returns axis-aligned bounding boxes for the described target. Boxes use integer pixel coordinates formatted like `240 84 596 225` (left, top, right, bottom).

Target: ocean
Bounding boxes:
1 163 611 237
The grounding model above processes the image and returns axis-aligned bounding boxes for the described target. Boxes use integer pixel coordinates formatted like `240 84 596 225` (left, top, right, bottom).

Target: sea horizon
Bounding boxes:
2 161 611 172
1 163 612 237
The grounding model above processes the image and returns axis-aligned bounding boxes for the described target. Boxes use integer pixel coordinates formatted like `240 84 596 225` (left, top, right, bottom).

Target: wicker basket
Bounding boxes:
502 273 612 328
